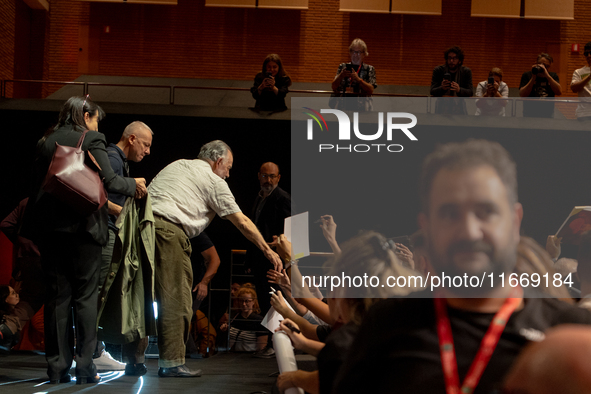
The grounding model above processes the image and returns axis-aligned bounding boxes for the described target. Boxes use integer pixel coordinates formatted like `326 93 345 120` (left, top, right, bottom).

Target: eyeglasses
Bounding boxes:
447 56 459 61
240 298 254 304
260 174 278 179
584 51 591 57
350 50 364 55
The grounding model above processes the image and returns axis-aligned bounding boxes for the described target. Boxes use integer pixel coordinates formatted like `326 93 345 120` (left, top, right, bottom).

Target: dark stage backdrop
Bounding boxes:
1 105 291 322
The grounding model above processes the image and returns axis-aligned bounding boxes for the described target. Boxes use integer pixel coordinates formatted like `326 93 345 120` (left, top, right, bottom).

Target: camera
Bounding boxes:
532 65 544 75
443 72 451 81
488 76 494 85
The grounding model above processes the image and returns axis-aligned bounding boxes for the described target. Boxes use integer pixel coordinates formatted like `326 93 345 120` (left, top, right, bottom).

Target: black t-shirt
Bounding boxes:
519 71 560 118
317 323 358 394
316 324 333 343
333 293 591 394
191 232 215 286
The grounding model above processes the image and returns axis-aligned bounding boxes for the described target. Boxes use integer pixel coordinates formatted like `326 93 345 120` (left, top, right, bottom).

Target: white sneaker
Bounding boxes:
93 351 125 371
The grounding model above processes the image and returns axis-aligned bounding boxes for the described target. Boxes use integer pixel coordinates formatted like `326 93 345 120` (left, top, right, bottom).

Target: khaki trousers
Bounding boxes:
154 216 193 368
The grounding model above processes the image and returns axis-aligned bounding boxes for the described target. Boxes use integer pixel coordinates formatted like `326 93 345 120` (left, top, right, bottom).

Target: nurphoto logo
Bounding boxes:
303 107 418 153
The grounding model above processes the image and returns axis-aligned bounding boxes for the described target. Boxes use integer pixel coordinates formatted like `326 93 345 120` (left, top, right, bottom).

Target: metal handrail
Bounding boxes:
2 78 429 103
3 79 585 110
2 79 87 98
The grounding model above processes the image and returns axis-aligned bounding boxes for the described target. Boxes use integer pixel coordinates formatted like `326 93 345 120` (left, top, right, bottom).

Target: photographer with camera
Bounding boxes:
475 67 509 116
519 53 562 118
430 46 473 114
430 46 473 98
331 38 376 96
570 42 591 120
250 54 292 112
330 38 377 111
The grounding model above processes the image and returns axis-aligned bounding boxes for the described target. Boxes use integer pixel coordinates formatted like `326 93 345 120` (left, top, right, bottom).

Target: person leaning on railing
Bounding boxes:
250 54 292 112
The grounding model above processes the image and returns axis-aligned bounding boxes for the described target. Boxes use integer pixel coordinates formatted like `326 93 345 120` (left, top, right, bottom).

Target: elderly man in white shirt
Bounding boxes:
147 140 282 378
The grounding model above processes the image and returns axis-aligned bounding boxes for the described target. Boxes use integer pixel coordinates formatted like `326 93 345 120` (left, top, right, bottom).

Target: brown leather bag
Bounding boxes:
42 130 108 215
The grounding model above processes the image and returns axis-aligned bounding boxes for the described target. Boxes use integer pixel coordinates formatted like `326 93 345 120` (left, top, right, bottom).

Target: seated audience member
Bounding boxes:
475 67 509 116
519 52 562 118
571 42 591 120
333 139 591 394
503 325 591 394
0 286 20 351
430 46 473 114
275 231 420 394
0 199 44 352
250 54 292 112
220 287 267 352
330 38 376 111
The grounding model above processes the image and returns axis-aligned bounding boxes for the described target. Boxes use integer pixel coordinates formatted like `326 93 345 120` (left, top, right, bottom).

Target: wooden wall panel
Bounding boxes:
205 0 255 7
340 0 389 13
390 0 441 15
524 0 574 20
471 0 520 18
258 0 308 10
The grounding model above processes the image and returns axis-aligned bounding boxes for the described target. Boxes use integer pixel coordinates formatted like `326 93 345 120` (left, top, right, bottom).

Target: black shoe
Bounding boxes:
158 365 202 377
125 363 148 376
49 374 72 384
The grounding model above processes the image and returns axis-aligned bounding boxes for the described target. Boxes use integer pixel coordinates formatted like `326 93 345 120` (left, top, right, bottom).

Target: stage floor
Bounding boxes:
0 351 284 394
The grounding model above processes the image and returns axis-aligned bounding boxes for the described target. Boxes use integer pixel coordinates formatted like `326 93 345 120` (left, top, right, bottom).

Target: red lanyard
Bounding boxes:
434 289 522 394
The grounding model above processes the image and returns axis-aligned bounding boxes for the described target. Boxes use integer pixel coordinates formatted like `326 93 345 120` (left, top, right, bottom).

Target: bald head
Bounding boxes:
118 121 153 163
258 162 281 197
503 325 591 394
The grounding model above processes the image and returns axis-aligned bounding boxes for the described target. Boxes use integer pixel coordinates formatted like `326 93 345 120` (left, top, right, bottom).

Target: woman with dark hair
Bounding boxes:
0 285 19 315
0 285 19 350
22 96 146 385
250 54 292 112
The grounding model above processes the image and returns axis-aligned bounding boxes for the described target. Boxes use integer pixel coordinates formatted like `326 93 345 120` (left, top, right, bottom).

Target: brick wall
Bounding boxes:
5 0 591 96
562 0 591 95
44 0 89 95
0 0 16 97
84 0 571 90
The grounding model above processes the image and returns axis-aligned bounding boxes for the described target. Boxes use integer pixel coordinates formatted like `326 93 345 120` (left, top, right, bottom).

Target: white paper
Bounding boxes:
284 212 310 260
261 302 296 333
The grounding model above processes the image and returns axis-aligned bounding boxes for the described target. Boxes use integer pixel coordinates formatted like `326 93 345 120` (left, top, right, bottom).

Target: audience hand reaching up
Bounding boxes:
546 235 562 260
